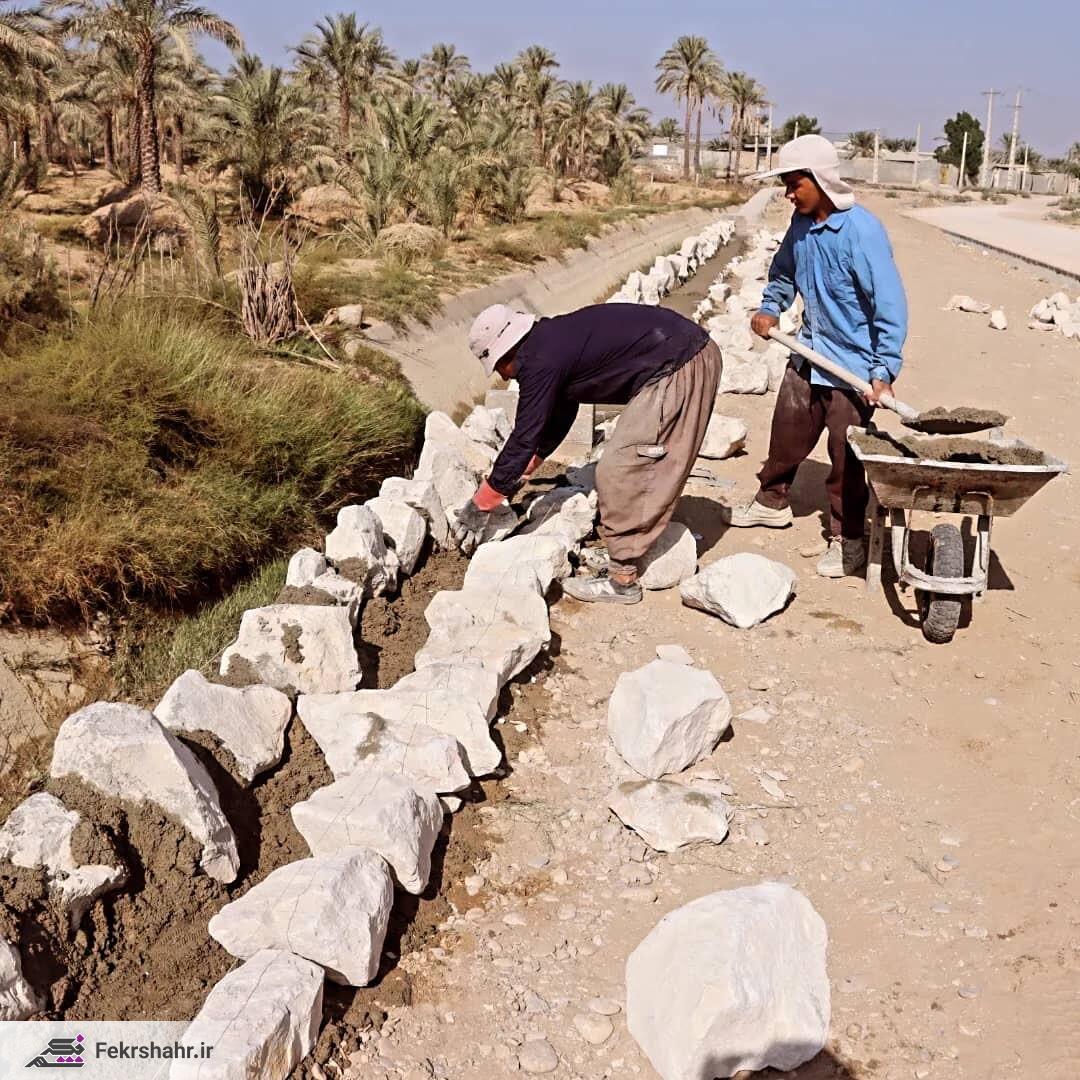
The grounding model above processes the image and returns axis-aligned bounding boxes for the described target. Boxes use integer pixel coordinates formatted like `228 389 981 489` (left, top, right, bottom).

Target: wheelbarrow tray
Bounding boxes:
848 429 1068 517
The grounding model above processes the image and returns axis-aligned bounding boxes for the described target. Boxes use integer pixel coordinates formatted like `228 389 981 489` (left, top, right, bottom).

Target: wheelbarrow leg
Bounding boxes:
865 495 887 593
974 514 993 601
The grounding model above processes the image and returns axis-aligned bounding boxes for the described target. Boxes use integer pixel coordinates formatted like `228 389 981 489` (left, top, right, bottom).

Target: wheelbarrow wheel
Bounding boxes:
919 523 963 644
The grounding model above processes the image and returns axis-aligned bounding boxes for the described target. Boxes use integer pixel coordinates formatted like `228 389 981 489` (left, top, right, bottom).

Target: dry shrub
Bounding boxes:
376 222 445 264
0 219 64 346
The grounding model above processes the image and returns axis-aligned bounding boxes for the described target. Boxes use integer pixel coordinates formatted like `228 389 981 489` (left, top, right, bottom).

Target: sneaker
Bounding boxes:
562 575 643 605
722 500 794 529
579 547 610 573
816 537 867 579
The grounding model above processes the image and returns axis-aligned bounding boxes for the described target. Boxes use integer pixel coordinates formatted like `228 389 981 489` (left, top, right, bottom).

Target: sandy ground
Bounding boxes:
340 192 1080 1080
907 195 1080 278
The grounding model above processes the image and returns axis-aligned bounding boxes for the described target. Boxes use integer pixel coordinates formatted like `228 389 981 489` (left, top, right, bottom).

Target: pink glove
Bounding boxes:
522 454 544 479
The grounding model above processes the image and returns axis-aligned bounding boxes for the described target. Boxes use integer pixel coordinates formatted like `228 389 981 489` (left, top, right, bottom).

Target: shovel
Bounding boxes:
767 329 1007 435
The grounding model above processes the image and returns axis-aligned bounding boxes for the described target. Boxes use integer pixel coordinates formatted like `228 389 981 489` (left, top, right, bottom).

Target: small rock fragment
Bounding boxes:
574 1013 615 1045
518 1038 558 1074
609 779 731 853
0 937 41 1020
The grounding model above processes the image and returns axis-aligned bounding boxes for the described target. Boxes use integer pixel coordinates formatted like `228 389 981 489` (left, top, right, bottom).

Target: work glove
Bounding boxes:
522 454 544 479
451 480 506 555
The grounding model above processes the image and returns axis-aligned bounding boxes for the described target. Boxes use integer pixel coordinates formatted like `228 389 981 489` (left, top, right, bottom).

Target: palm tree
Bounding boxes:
560 81 598 177
397 57 421 92
655 35 718 180
519 71 565 164
295 14 391 147
693 60 723 173
722 71 765 179
421 42 469 103
62 0 240 195
0 6 58 74
491 62 519 108
596 82 650 180
516 45 558 80
654 117 680 141
846 130 876 158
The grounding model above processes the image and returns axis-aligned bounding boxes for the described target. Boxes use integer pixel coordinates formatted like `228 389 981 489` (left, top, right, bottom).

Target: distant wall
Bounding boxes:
365 192 774 417
839 158 959 187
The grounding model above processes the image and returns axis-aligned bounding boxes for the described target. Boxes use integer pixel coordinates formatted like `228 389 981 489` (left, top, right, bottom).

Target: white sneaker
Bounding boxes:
816 538 867 579
722 501 794 529
562 575 643 605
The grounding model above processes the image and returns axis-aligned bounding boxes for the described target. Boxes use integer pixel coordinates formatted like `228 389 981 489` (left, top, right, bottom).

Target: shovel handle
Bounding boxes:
767 329 920 422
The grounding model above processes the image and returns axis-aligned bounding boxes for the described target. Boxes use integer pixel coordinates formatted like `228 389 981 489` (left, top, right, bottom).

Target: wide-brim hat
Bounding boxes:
469 304 539 376
750 134 855 211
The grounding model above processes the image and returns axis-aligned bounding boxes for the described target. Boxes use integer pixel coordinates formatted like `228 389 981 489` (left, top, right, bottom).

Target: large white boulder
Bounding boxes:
170 949 323 1080
763 342 791 390
296 694 470 793
291 768 443 894
220 605 360 696
416 586 550 687
464 533 573 596
0 792 126 928
608 779 730 852
638 523 697 591
417 438 480 542
681 553 796 629
286 548 327 587
461 405 512 451
422 411 495 475
719 353 769 395
208 850 392 986
640 274 661 306
650 255 676 293
608 660 731 779
284 548 363 620
626 884 830 1079
519 488 596 545
380 476 449 549
621 271 646 304
699 415 748 460
364 496 426 576
156 670 291 783
0 937 40 1021
324 505 398 597
50 702 239 883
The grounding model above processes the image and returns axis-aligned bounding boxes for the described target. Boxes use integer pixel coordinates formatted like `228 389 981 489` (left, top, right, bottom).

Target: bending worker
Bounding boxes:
455 303 722 604
729 134 908 578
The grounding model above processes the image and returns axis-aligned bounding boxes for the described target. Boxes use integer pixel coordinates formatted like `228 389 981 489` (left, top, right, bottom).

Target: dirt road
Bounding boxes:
343 194 1080 1080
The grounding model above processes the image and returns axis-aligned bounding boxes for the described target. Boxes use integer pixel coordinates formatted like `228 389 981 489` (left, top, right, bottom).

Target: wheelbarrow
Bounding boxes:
848 428 1068 644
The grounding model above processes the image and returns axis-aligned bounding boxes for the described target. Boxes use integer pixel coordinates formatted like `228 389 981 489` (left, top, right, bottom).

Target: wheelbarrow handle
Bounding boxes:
767 329 921 422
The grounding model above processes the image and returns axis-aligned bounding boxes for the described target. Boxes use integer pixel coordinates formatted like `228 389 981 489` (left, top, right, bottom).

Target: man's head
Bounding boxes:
750 134 855 216
468 304 538 379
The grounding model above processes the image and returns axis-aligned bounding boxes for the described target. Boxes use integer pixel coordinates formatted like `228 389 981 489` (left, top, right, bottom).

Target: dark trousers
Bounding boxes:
755 362 874 540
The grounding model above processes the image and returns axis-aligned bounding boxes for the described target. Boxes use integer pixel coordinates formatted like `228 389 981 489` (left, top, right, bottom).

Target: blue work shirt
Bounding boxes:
760 205 908 388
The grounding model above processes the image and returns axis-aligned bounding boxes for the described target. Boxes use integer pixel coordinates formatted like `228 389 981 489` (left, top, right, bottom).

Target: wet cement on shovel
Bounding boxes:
902 406 1009 435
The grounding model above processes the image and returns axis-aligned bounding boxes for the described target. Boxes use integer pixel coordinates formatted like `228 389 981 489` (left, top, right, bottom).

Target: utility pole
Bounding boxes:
958 129 969 188
872 129 880 184
765 103 774 169
980 88 1000 188
793 120 800 141
1006 88 1022 190
912 122 921 187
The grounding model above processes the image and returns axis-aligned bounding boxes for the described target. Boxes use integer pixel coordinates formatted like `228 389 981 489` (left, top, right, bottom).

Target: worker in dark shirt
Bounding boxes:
454 302 722 604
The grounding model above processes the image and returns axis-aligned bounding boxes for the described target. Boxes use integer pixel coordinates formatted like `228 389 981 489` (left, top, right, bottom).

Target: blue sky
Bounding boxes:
201 0 1075 155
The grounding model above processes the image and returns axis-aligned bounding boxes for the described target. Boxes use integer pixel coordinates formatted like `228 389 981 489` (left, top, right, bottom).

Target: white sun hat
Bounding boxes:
468 304 538 376
750 134 855 211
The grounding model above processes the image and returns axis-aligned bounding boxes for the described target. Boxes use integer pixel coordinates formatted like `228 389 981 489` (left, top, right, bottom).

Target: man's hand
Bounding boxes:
751 311 780 340
451 500 490 556
863 378 893 407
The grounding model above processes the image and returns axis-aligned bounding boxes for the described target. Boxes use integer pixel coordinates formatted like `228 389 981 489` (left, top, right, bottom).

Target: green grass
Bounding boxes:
294 257 442 328
113 557 287 705
0 302 424 622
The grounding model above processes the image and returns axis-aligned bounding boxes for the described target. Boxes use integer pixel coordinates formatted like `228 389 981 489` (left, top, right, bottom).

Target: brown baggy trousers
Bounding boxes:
755 361 874 540
596 340 722 575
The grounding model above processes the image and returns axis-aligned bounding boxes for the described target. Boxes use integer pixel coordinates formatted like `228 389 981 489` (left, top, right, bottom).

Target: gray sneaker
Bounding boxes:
562 575 643 605
816 537 867 578
722 500 794 528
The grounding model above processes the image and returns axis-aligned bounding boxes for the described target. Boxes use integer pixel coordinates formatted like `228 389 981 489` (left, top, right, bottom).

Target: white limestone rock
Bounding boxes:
464 534 573 596
626 884 830 1079
291 768 443 894
416 442 479 544
638 523 697 591
304 571 364 623
208 850 392 986
50 702 239 883
380 476 449 549
622 271 646 304
989 309 1008 331
519 487 597 544
719 353 769 395
416 585 550 687
779 308 800 334
708 281 730 303
423 410 495 474
286 548 327 587
763 341 792 390
156 670 291 783
461 405 513 451
699 414 748 460
1029 298 1055 322
296 694 470 793
0 792 125 930
650 256 676 293
608 660 731 779
220 605 360 696
325 505 398 597
681 552 796 629
170 949 323 1080
0 937 40 1020
945 294 990 314
364 495 426 576
640 274 661 306
668 253 692 282
608 779 731 852
1049 290 1072 310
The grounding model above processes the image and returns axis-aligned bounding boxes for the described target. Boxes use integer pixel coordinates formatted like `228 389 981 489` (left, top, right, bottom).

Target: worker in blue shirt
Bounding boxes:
727 135 909 578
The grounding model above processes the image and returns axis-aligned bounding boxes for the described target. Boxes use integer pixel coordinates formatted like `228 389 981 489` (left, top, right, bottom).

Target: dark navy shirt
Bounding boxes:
488 304 709 494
